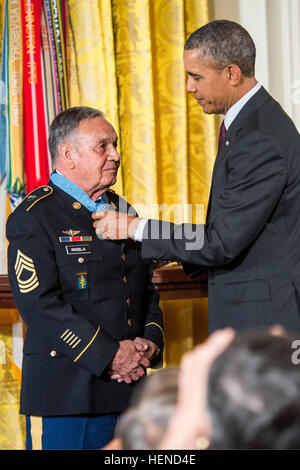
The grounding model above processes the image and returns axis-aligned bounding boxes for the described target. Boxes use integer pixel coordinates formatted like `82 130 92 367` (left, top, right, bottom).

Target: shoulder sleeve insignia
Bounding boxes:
14 249 39 293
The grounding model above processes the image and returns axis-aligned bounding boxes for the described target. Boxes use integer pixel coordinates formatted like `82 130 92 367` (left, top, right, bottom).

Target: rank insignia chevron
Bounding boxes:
14 250 39 293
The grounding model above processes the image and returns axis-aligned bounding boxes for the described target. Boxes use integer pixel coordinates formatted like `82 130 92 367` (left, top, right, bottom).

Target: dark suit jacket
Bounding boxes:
141 87 300 333
6 182 164 416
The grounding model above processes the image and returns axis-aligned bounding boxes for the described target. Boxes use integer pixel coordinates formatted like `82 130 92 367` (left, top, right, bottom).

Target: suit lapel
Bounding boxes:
206 133 244 222
206 130 234 220
206 87 270 222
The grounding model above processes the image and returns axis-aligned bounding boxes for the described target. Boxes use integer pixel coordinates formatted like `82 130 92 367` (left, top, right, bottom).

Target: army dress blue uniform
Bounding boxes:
6 174 164 449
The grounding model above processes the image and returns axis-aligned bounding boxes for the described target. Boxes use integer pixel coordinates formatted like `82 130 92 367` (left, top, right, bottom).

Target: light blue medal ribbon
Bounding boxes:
50 172 115 212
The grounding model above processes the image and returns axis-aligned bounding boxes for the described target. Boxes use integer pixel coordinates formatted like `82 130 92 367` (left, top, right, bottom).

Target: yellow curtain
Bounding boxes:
0 326 26 450
67 0 217 211
67 0 123 195
111 0 218 213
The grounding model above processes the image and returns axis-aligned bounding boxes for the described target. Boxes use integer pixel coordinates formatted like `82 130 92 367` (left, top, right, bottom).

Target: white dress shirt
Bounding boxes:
224 81 261 130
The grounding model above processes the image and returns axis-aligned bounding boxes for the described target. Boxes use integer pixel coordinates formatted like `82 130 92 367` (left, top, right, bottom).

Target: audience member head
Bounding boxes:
207 329 300 449
117 367 179 450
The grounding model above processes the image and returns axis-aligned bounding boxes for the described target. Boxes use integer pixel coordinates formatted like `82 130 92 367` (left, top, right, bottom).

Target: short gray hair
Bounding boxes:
185 20 256 77
48 106 105 163
208 330 300 449
117 367 179 450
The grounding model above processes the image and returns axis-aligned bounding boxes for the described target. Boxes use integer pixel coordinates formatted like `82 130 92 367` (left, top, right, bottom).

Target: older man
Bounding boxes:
93 20 300 334
6 107 164 450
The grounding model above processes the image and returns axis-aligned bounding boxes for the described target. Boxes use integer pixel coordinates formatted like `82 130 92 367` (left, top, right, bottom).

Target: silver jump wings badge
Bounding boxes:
62 229 81 236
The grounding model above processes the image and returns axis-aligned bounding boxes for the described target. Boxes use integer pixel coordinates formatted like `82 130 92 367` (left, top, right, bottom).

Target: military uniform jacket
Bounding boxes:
141 87 300 334
6 182 164 416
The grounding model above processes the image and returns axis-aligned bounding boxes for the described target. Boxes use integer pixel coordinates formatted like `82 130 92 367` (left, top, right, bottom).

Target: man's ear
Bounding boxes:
58 143 75 169
226 64 242 86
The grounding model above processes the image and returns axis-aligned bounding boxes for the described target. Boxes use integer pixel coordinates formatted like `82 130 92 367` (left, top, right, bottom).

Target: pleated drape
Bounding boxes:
185 0 219 215
68 0 123 194
109 0 218 217
68 0 217 218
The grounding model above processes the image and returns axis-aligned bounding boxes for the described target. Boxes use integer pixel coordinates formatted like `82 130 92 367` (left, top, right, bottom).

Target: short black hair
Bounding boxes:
185 20 256 77
208 330 300 449
48 106 104 162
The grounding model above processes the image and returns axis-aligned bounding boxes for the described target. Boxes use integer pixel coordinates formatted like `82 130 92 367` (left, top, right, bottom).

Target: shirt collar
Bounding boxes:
224 82 262 130
50 171 109 212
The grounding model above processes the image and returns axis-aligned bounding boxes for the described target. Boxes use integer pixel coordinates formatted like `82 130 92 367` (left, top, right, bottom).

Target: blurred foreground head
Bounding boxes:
208 330 300 449
117 367 179 450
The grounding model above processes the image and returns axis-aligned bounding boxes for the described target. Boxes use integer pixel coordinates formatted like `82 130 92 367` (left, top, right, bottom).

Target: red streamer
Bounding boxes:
21 0 50 193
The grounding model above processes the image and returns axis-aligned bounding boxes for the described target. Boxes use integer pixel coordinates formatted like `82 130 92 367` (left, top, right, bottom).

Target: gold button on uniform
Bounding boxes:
50 350 56 357
123 275 128 284
127 319 132 327
43 187 49 192
78 257 85 263
126 297 131 306
122 253 127 262
73 202 81 209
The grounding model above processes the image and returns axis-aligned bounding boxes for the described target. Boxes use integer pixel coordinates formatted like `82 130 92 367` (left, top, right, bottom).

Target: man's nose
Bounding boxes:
109 145 120 161
186 76 196 93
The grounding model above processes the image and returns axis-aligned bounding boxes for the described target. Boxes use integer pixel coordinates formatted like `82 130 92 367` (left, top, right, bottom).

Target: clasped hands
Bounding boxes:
108 337 157 384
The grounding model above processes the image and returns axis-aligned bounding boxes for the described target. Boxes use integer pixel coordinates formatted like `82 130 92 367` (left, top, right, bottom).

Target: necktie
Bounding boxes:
218 120 226 151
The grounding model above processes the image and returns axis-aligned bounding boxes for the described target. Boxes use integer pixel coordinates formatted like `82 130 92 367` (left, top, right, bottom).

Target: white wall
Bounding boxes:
213 0 300 131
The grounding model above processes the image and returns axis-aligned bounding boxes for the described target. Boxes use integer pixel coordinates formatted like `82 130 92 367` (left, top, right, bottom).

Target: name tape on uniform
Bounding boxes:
65 244 91 255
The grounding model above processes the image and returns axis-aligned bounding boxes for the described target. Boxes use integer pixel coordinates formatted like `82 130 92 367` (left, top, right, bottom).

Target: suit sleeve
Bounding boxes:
141 131 286 268
6 210 119 377
142 263 164 366
126 202 164 362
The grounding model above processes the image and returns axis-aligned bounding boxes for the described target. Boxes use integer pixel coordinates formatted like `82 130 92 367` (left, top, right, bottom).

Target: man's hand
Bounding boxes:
108 339 149 384
133 337 158 362
92 211 141 240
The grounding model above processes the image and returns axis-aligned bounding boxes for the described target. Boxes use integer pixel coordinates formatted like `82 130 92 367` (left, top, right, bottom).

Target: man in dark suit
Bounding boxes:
6 107 164 449
93 20 300 334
